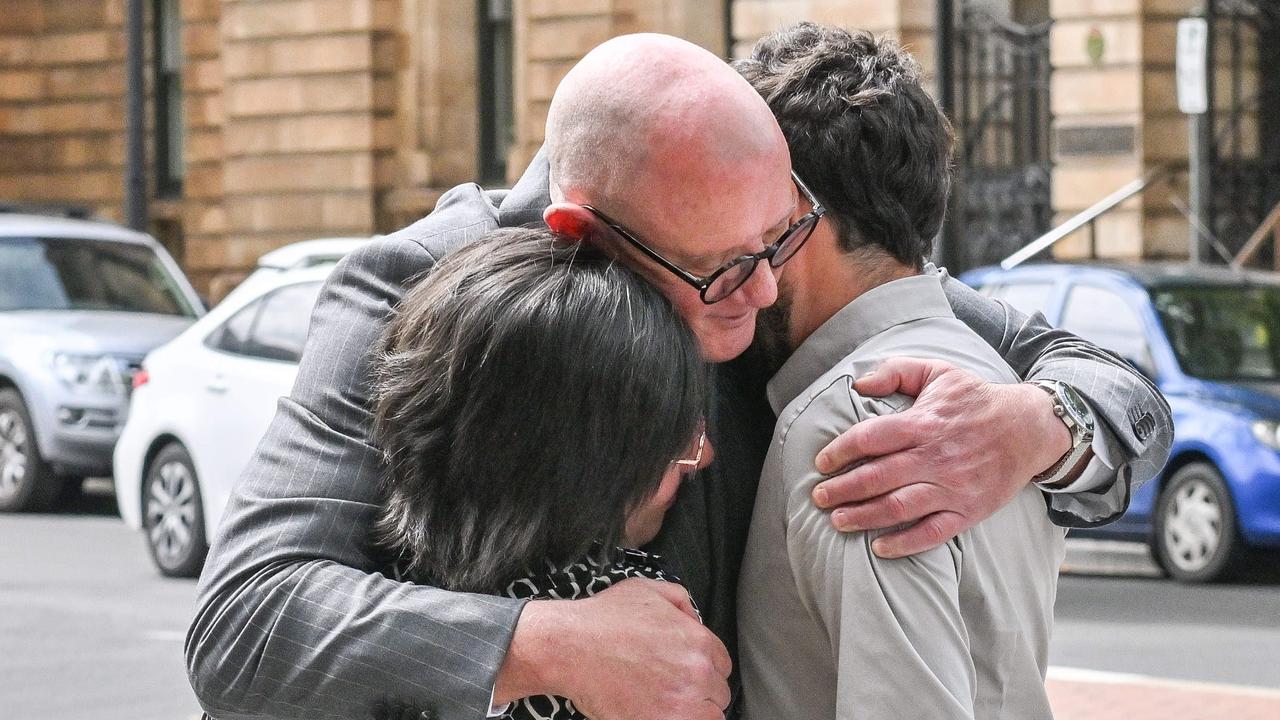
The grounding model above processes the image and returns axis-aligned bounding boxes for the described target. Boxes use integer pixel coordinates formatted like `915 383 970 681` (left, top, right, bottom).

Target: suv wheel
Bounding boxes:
143 443 208 577
1153 462 1244 583
0 388 65 512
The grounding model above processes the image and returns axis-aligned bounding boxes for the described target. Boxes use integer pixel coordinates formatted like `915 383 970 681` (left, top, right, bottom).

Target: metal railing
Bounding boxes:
1000 167 1173 270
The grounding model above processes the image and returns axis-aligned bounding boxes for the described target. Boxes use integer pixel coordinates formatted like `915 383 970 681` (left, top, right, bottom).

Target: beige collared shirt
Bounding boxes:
738 273 1066 720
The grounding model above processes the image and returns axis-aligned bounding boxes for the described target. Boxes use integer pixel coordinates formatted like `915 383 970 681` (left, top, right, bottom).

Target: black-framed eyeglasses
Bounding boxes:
582 171 826 304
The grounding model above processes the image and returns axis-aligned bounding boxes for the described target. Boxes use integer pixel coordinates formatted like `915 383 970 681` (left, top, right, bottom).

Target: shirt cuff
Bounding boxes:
1035 401 1122 495
487 686 511 717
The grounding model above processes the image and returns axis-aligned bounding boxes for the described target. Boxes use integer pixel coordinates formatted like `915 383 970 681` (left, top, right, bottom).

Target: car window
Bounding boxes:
1061 284 1151 363
1154 285 1280 381
245 282 323 363
988 282 1055 317
207 298 262 356
0 236 195 316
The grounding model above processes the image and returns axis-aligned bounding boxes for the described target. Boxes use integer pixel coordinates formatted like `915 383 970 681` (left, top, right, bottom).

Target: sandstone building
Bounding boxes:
1 0 1275 297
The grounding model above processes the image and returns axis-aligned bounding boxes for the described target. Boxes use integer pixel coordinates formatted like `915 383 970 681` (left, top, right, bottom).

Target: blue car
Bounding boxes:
960 262 1280 582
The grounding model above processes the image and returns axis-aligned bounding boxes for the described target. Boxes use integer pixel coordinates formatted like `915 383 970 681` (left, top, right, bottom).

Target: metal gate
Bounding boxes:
946 3 1053 272
1208 0 1280 264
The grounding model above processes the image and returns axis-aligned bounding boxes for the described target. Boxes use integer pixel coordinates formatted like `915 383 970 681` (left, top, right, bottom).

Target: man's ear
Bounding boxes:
544 203 598 242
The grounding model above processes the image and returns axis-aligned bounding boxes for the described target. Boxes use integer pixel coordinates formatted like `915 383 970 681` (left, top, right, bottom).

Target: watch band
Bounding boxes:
1028 380 1094 488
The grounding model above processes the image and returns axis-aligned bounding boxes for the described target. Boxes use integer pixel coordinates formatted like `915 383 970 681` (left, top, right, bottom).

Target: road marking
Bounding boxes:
1048 666 1280 699
142 629 186 642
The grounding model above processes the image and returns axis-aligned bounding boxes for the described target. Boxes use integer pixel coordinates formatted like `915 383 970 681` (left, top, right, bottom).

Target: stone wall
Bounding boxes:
0 1 130 218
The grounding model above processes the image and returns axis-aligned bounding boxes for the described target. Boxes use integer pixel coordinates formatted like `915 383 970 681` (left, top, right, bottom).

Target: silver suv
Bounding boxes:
0 210 204 511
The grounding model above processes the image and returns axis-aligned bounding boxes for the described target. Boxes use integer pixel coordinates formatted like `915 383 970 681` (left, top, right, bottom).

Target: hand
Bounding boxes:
811 357 1071 559
495 578 731 720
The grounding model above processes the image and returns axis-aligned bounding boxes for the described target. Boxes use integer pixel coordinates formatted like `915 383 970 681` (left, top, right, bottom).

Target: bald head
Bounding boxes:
545 34 787 209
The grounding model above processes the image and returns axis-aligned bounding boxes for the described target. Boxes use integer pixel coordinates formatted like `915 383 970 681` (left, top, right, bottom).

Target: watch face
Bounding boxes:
1058 383 1095 430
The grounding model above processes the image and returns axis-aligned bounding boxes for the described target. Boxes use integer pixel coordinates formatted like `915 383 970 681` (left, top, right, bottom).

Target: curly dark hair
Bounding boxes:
369 227 707 593
734 23 954 267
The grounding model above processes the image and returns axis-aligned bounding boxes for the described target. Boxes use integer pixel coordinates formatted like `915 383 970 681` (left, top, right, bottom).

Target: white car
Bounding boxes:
113 238 368 576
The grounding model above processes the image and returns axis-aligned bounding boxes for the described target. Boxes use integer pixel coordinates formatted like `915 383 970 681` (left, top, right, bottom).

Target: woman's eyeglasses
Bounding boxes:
582 171 826 305
671 428 708 469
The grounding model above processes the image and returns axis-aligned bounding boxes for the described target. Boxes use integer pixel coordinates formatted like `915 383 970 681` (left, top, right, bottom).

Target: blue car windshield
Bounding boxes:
0 237 196 317
1153 285 1280 381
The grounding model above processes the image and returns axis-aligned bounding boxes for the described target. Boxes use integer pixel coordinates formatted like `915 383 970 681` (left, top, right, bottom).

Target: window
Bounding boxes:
0 237 195 316
478 0 514 185
249 282 322 362
988 282 1055 318
1061 285 1151 366
206 282 323 363
154 0 184 197
1154 285 1280 381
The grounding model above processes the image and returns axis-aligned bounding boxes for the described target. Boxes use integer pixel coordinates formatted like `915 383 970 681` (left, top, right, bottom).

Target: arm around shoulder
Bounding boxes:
937 265 1173 524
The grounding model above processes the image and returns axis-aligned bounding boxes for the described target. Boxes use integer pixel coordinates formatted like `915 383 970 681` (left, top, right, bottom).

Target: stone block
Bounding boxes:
183 164 224 199
526 59 575 102
185 128 224 164
526 0 611 19
1142 113 1189 163
0 37 36 65
223 153 374 194
45 65 127 100
225 74 375 116
224 114 377 156
1 99 126 135
34 30 123 66
180 0 221 23
0 70 44 101
224 0 381 40
1049 0 1140 20
183 21 223 58
1143 212 1191 258
0 0 44 34
526 16 613 61
1052 159 1143 212
223 34 374 78
1051 67 1141 115
42 1 106 32
185 57 223 94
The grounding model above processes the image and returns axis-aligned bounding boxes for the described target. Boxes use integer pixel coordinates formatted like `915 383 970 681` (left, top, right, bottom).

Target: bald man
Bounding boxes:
187 34 1170 720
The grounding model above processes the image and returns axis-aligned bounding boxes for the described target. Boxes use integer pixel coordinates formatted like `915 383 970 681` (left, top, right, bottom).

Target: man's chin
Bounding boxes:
700 317 757 363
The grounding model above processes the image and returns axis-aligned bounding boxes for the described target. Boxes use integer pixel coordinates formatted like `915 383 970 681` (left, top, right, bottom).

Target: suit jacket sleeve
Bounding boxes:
936 265 1173 527
186 189 522 720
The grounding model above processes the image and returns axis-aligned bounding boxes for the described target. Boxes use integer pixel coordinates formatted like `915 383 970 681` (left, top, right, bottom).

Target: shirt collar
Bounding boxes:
766 273 955 414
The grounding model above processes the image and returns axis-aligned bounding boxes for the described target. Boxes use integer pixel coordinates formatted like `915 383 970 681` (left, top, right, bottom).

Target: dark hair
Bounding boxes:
734 23 954 268
370 227 707 593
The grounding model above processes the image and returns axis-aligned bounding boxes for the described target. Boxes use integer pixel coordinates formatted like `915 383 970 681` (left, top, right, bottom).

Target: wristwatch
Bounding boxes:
1027 380 1095 489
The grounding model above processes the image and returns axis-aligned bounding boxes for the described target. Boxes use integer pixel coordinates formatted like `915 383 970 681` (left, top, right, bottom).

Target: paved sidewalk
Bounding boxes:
1047 667 1280 720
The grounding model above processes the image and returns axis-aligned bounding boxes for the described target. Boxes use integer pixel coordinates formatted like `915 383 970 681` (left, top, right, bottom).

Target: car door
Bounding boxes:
196 281 321 530
1058 280 1160 526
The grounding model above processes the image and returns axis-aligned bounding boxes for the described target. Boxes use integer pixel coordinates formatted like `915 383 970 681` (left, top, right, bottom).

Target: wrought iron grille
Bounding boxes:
950 4 1053 272
1208 0 1280 265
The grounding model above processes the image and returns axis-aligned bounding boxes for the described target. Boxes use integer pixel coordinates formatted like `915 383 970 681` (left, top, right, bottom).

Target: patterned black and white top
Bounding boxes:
497 547 689 720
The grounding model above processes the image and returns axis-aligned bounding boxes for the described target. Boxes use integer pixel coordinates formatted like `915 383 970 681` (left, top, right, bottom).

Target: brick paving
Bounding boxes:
1047 667 1280 720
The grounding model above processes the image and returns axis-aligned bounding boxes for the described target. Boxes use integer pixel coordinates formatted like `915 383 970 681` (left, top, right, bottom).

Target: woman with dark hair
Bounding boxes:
369 227 711 720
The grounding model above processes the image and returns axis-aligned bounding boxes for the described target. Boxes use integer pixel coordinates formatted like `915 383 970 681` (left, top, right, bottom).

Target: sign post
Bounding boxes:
1177 17 1210 264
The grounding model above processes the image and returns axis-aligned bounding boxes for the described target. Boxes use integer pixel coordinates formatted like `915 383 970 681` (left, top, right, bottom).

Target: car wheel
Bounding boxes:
1153 462 1244 583
142 443 208 578
0 388 65 512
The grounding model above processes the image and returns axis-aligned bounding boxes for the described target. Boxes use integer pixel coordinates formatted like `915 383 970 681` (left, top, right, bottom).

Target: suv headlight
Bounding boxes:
1250 420 1280 450
47 353 126 397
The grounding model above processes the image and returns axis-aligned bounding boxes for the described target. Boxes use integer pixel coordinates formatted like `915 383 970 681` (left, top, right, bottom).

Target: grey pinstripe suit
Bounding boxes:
186 150 1172 720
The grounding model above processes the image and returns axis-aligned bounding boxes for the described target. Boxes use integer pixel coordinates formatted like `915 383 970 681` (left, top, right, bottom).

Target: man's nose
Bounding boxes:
738 259 779 309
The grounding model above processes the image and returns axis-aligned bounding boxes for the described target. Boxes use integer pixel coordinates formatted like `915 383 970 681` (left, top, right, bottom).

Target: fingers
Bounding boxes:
647 578 701 621
814 452 921 509
869 511 967 559
853 357 953 398
815 410 923 475
829 481 944 532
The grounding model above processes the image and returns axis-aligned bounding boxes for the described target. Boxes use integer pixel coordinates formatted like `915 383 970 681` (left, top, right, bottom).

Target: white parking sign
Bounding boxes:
1177 18 1209 115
